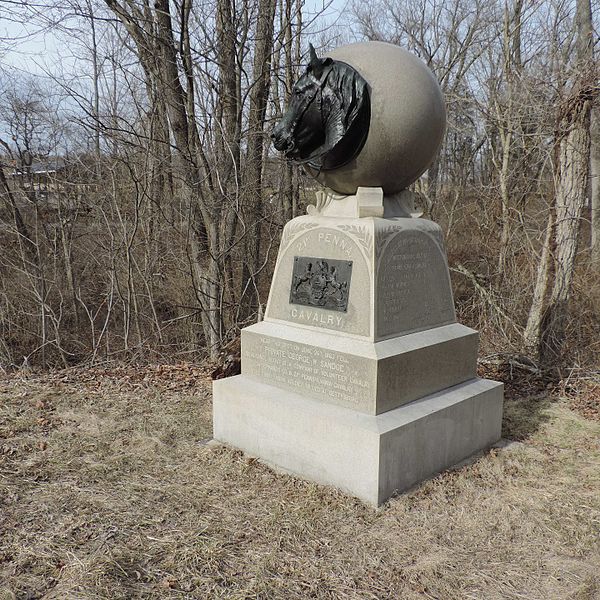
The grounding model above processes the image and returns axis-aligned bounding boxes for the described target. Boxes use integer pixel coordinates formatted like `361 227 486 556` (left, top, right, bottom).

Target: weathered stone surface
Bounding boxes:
265 215 455 341
265 217 373 337
212 207 504 504
307 42 446 195
242 321 478 415
309 187 420 219
242 323 376 412
376 225 455 338
213 375 504 506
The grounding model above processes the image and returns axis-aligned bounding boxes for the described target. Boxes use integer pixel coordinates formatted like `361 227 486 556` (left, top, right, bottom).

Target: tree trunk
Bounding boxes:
591 108 600 264
497 128 512 274
496 0 523 276
540 100 592 364
425 154 440 216
523 207 554 352
239 0 277 319
104 0 230 358
538 0 595 365
280 0 297 222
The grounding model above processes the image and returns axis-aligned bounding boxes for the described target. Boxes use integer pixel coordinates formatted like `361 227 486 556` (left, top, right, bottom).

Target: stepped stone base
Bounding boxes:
241 321 478 415
213 375 503 506
212 211 504 505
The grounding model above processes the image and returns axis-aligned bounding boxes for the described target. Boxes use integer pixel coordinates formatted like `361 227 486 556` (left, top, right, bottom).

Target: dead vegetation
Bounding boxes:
0 368 599 600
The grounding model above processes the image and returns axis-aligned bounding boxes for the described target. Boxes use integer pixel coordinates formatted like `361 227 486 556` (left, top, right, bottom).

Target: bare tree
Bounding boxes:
525 0 598 365
591 108 600 264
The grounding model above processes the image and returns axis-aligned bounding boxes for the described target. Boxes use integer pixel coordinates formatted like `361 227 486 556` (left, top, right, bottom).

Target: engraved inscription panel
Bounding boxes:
266 224 371 337
242 331 375 413
290 256 353 312
376 229 455 338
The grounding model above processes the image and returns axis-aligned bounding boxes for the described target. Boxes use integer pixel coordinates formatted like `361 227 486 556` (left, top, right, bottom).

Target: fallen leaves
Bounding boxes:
0 365 599 600
563 381 600 421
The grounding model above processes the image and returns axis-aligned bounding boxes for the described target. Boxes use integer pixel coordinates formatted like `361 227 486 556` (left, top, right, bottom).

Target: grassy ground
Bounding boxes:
0 365 599 600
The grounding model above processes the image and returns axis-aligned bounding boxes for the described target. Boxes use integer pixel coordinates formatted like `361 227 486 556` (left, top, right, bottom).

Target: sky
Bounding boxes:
1 13 70 78
0 0 352 145
0 0 351 81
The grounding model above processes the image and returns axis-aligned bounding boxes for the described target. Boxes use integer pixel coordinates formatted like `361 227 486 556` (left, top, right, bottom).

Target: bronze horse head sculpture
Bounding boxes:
271 44 371 172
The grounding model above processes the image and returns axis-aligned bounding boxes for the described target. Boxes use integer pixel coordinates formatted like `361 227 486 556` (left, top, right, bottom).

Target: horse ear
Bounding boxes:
308 43 332 78
308 44 321 72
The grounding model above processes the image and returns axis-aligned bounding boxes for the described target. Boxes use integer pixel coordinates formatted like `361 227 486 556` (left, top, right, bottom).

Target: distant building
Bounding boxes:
3 157 94 209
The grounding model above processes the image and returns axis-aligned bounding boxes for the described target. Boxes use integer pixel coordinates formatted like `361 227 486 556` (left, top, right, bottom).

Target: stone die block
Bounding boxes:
266 215 456 342
241 320 478 416
213 375 504 506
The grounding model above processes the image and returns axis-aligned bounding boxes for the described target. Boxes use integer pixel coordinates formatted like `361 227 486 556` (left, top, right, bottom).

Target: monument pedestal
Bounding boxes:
214 376 502 506
213 209 503 506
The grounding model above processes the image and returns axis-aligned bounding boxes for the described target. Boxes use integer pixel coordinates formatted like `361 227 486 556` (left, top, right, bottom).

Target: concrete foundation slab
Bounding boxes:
213 375 503 506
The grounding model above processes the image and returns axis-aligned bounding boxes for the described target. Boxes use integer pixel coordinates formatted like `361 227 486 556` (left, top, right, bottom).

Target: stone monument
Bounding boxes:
213 41 503 506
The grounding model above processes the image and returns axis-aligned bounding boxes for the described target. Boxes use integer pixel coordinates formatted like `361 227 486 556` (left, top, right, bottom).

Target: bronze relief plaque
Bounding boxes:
289 256 353 313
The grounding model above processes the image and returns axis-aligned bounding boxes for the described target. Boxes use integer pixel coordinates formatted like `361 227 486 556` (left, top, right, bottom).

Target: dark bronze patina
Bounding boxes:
290 256 353 312
271 44 370 172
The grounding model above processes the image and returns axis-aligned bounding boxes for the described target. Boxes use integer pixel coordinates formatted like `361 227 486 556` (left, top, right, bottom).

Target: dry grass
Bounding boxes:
1 368 599 600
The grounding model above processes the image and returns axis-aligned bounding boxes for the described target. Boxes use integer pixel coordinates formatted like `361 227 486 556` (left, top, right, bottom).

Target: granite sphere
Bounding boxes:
307 41 446 196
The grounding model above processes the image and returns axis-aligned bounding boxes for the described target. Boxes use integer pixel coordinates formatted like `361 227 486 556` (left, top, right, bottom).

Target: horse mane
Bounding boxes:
305 58 371 172
327 61 369 131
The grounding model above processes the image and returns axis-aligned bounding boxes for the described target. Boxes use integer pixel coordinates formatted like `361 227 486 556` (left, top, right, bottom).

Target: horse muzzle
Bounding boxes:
271 128 294 153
